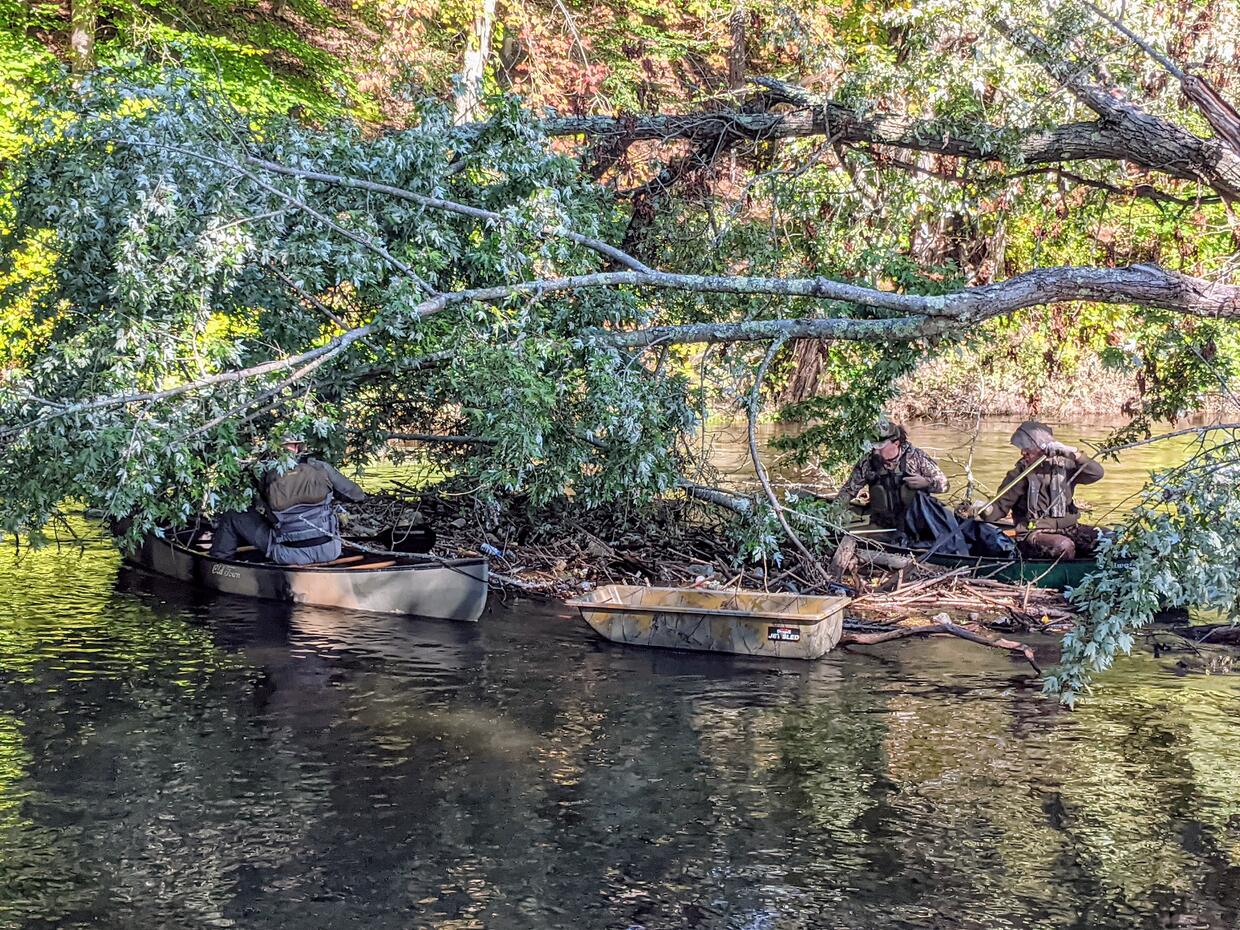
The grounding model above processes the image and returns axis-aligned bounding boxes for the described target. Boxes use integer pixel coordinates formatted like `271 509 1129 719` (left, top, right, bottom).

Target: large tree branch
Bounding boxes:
604 264 1240 347
1082 2 1240 156
244 156 655 274
9 261 1236 439
544 108 1118 166
538 89 1240 200
994 20 1240 199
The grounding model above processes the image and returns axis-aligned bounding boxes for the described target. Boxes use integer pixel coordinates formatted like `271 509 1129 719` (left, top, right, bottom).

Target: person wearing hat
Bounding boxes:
208 433 366 564
980 421 1104 560
835 418 948 529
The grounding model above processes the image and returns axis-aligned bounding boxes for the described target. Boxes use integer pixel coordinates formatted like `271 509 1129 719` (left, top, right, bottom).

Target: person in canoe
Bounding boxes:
980 421 1104 561
208 433 366 564
835 417 948 529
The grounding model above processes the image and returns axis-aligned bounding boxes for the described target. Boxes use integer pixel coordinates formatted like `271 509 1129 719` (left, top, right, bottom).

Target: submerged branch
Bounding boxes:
841 621 1043 675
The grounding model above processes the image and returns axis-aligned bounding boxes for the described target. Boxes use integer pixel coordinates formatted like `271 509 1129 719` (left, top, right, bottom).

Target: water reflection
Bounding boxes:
0 484 1238 926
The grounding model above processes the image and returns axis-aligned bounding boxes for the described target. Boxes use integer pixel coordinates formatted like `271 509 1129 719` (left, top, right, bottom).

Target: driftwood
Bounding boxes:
849 571 1074 630
841 619 1043 676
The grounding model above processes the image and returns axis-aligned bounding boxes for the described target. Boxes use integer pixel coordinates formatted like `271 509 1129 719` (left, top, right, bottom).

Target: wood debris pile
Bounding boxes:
848 570 1076 633
344 483 1077 637
346 484 756 598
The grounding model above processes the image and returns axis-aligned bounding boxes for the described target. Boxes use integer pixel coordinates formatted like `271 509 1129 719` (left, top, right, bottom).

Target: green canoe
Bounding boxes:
918 550 1098 591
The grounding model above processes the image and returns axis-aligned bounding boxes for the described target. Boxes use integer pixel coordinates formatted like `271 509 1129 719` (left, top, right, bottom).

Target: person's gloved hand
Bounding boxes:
960 499 992 520
903 474 932 490
1042 440 1077 457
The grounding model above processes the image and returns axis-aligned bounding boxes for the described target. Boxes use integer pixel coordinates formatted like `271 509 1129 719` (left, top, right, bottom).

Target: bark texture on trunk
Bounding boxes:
69 0 96 74
727 2 746 90
454 0 498 123
542 106 1240 198
777 339 829 405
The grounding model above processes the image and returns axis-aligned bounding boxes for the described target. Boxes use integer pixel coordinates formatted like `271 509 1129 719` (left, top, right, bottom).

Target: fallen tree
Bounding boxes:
2 3 1239 702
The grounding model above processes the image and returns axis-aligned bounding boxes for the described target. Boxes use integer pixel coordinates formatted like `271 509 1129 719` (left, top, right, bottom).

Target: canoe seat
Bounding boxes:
323 554 367 566
297 554 367 568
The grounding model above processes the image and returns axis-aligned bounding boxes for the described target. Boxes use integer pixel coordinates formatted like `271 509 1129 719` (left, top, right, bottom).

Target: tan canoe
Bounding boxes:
566 584 848 660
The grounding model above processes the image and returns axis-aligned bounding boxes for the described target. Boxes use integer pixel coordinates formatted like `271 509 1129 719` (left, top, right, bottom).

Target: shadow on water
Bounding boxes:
0 512 1238 927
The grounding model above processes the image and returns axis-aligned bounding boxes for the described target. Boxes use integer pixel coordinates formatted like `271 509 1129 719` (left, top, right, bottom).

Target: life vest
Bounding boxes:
271 493 337 550
264 460 340 552
866 450 917 529
263 459 337 512
1015 455 1081 531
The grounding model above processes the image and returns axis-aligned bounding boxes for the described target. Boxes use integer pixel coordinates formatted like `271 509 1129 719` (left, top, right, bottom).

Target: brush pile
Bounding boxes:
344 480 1076 635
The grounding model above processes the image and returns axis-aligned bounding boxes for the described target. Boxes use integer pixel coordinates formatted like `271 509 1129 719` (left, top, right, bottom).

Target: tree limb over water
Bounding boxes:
8 260 1237 432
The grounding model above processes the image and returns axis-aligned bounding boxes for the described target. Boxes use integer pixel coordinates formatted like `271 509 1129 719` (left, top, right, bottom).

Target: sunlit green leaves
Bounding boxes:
1048 442 1240 704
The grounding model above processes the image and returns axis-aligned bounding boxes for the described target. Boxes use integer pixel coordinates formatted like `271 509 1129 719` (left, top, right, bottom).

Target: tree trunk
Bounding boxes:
69 0 96 74
727 2 746 90
454 0 498 123
777 338 828 405
496 28 523 90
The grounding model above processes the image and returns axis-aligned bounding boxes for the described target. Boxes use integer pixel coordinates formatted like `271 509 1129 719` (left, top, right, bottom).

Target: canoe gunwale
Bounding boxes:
158 533 487 579
130 530 490 621
882 545 1098 590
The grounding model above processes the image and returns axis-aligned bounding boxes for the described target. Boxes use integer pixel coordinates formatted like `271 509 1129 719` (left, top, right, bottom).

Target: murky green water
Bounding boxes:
1 425 1239 929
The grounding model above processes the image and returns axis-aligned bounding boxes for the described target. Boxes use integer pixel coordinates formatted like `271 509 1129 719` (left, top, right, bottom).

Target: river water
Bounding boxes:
709 418 1204 518
1 423 1238 929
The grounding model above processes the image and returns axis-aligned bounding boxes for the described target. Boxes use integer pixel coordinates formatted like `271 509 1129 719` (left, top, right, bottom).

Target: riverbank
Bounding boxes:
889 350 1234 421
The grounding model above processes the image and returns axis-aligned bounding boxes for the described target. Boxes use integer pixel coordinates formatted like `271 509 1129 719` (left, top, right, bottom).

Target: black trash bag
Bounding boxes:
961 519 1017 558
900 492 970 555
899 492 1017 559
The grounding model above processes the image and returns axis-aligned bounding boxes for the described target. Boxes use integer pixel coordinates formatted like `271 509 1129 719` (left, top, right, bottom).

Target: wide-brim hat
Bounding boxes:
1010 420 1053 451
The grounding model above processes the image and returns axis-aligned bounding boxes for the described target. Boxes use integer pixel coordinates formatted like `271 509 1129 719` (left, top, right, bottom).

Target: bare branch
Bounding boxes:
266 263 349 328
1093 422 1240 456
1082 1 1185 80
7 262 1239 439
746 337 826 579
841 621 1042 675
244 156 655 274
605 264 1240 347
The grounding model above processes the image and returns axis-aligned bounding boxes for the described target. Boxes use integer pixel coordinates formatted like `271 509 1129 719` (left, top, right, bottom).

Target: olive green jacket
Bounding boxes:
263 458 365 512
982 452 1103 531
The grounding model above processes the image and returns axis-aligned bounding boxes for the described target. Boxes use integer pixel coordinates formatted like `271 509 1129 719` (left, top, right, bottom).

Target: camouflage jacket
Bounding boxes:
838 444 949 502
